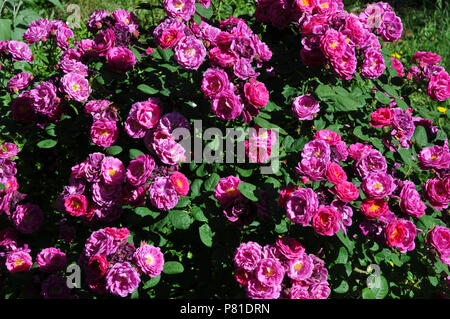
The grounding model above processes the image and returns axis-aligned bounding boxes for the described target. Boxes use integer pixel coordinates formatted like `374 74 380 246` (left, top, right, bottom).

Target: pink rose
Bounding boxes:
326 162 347 185
370 108 393 127
90 119 118 147
312 205 341 236
244 81 269 108
292 95 320 121
331 181 359 202
201 68 230 98
427 71 450 101
106 46 136 73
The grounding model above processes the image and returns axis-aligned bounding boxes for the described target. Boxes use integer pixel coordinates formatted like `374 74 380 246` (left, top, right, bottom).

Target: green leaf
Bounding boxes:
335 247 348 264
157 47 174 62
0 19 13 41
131 289 139 299
190 179 203 197
413 126 428 148
37 139 57 149
204 173 220 191
143 275 161 289
375 91 393 105
236 167 253 177
191 206 208 222
0 184 5 190
237 182 258 202
106 145 122 156
274 219 287 234
397 148 413 166
175 196 190 208
333 280 349 294
48 0 65 11
335 94 361 111
253 116 287 135
163 261 184 274
168 210 193 230
336 230 355 254
195 3 213 19
129 149 144 160
315 84 335 100
199 224 213 247
369 275 389 299
362 288 376 299
135 207 160 219
137 84 158 95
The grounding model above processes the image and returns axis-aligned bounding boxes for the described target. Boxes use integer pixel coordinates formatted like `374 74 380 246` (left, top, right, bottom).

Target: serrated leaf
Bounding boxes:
199 224 213 247
195 2 213 19
397 148 413 166
315 84 335 100
163 261 184 274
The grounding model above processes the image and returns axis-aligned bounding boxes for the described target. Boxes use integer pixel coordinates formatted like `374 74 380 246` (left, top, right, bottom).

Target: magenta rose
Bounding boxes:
418 142 450 170
234 241 262 272
255 258 285 287
244 81 269 108
7 41 33 61
163 0 196 21
174 36 206 70
12 203 44 234
292 95 320 121
133 243 165 277
7 72 33 93
126 154 155 187
201 68 230 98
362 48 386 79
427 226 450 260
427 71 450 101
362 172 396 199
385 219 417 253
285 188 319 226
312 205 341 236
106 47 136 73
148 176 180 211
101 157 125 185
60 72 91 102
211 89 244 121
36 247 67 273
90 119 118 148
399 180 426 218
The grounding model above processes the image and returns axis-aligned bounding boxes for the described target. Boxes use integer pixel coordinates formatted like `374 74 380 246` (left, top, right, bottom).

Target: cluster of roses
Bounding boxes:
84 100 119 148
0 227 73 299
407 51 450 102
255 1 403 80
233 237 330 299
369 104 438 150
417 141 449 212
279 130 355 237
58 151 190 221
124 98 189 167
213 175 268 228
85 9 139 73
79 227 164 297
6 9 140 125
353 139 449 254
154 2 273 122
4 19 90 124
0 142 44 235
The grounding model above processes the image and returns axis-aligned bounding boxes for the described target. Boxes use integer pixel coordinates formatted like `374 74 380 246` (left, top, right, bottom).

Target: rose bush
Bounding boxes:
0 0 448 300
